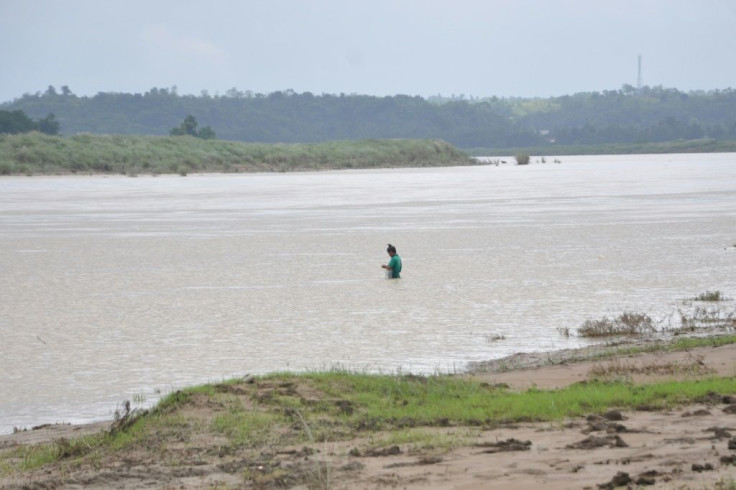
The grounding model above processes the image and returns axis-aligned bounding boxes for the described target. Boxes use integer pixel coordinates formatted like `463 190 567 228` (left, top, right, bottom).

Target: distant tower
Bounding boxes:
637 55 642 90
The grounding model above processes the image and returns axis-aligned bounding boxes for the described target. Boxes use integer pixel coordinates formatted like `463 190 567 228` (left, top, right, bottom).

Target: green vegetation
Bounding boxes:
3 290 734 485
169 114 216 140
0 109 59 135
692 290 728 302
4 329 736 486
4 371 736 474
0 132 474 176
5 84 736 151
715 478 736 490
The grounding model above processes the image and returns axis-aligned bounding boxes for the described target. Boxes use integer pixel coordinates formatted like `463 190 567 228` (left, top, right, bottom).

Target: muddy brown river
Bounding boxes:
1 153 734 432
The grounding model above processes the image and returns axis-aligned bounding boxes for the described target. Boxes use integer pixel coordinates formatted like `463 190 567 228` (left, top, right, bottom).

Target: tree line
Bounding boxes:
2 84 736 149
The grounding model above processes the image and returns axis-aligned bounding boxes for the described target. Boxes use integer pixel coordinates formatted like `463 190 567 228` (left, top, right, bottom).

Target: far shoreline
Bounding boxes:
3 132 736 178
3 149 735 179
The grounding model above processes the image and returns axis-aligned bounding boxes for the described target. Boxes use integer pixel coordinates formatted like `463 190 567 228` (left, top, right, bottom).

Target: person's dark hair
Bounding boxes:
387 244 396 253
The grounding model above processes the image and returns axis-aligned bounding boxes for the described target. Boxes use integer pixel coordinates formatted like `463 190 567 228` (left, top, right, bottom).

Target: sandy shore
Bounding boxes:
2 341 736 489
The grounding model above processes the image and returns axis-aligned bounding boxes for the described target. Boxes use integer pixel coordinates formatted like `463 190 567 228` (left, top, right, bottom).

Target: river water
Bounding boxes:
1 153 735 433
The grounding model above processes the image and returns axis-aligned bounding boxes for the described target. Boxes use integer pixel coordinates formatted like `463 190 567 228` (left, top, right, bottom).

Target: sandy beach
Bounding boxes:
2 339 736 489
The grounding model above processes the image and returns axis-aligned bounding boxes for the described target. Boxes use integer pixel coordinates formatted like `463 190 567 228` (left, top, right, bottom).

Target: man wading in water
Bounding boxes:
382 243 402 279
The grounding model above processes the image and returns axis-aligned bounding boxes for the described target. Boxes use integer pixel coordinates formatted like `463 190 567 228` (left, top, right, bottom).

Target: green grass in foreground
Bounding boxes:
0 132 474 175
5 371 736 473
301 372 736 426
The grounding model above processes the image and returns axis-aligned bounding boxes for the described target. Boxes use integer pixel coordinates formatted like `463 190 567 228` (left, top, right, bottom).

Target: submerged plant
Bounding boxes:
679 305 736 332
578 311 655 338
692 290 727 302
515 152 530 165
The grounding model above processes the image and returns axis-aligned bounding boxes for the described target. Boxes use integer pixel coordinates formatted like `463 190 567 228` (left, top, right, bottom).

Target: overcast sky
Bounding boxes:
1 0 735 103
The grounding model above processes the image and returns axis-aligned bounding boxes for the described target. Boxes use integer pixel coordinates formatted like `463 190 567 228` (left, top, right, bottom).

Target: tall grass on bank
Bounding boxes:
0 132 475 176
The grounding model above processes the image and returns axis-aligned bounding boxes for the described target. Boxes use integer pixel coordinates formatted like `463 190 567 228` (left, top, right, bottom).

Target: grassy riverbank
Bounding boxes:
3 332 736 489
3 291 736 488
467 137 736 157
13 369 736 463
0 132 475 176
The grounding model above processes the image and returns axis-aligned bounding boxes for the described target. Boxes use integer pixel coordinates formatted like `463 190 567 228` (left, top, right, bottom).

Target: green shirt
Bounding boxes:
387 254 402 279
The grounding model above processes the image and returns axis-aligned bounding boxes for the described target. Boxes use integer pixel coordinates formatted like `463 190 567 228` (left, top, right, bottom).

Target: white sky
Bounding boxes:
1 0 735 103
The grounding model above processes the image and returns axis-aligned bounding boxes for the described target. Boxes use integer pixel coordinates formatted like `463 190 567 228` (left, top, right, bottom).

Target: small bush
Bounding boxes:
578 312 655 337
54 437 93 459
579 318 616 337
693 290 726 302
617 311 654 330
515 153 530 165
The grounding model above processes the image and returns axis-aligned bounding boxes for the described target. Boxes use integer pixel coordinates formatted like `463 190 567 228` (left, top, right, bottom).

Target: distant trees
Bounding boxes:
4 84 736 148
169 115 216 139
520 86 736 146
35 113 60 135
0 110 35 133
0 109 59 135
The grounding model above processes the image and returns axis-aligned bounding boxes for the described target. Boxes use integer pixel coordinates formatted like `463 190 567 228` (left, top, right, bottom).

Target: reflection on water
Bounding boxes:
1 153 735 433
